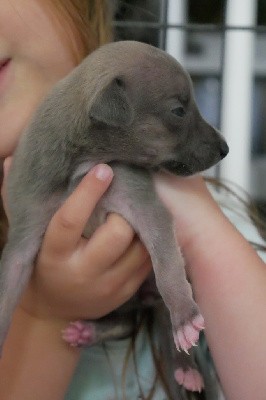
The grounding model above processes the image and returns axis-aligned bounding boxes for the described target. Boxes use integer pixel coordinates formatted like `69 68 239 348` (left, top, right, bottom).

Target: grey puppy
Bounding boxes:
0 41 228 361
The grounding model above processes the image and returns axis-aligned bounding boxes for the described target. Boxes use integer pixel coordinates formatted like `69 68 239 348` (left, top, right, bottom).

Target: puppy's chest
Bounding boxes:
82 163 156 239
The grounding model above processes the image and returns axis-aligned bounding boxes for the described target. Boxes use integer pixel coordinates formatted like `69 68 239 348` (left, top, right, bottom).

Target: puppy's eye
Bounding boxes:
171 106 185 117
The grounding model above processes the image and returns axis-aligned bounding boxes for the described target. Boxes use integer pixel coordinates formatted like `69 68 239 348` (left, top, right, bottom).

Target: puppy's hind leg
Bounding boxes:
174 350 204 392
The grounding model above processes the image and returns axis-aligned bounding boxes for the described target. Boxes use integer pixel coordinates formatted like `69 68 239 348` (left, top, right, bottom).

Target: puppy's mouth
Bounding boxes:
160 161 193 176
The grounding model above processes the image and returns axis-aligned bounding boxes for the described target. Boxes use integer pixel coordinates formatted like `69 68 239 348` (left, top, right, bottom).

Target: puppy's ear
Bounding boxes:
89 77 134 127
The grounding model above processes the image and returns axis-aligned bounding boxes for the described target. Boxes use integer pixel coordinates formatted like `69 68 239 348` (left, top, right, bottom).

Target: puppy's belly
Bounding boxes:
82 189 135 239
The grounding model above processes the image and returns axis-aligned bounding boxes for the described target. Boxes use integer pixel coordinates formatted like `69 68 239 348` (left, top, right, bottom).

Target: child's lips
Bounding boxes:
0 58 11 72
0 58 11 95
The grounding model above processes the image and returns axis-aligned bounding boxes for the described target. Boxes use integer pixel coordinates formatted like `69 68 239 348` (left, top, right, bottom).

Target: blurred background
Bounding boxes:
112 0 266 221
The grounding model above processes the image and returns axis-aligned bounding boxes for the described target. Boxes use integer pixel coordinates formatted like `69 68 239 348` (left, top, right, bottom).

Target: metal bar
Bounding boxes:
220 0 257 191
158 0 168 50
113 21 266 33
165 0 186 64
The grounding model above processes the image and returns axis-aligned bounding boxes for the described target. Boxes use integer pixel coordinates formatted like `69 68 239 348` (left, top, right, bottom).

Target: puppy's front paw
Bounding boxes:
174 367 204 392
62 320 96 347
173 314 204 353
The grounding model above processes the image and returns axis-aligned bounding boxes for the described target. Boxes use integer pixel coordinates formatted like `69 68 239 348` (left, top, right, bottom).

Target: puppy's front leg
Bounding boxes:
134 199 204 353
102 164 204 352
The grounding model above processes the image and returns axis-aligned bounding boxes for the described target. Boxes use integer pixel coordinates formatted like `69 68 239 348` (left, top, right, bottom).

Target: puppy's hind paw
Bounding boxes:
174 367 204 392
173 314 204 353
62 320 96 347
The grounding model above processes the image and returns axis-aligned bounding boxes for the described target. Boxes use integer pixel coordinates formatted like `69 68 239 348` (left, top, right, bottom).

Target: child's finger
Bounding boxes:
42 164 113 256
107 237 150 282
105 256 152 310
120 258 152 302
82 213 136 270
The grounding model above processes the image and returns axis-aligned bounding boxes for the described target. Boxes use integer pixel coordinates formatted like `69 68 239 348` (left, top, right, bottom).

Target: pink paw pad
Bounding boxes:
174 367 204 392
173 314 204 353
62 321 96 347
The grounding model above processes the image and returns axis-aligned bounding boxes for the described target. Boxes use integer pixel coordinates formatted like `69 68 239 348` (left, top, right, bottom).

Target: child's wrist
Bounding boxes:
0 305 81 399
16 304 74 339
1 305 81 362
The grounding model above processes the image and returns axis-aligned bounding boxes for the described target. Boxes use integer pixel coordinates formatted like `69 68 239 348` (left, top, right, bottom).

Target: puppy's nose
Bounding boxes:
220 141 229 159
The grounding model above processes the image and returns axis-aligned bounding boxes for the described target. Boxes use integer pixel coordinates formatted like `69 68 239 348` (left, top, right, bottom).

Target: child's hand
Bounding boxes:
1 160 151 322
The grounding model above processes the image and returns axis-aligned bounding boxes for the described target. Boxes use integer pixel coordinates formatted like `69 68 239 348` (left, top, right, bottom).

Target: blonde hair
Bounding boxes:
44 0 113 63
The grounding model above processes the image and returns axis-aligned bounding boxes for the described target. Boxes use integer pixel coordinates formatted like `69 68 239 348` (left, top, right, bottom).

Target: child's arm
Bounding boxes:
155 174 266 400
0 308 81 400
0 163 151 399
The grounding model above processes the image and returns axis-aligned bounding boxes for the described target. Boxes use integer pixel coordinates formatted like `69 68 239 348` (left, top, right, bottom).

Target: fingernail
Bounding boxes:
90 164 113 181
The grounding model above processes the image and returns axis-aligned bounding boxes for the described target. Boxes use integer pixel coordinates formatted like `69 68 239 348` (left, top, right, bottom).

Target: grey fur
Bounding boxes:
0 41 228 360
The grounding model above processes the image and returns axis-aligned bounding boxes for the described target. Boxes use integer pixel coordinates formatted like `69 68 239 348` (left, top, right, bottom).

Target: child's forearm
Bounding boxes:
184 209 266 400
181 198 266 400
171 186 266 400
155 174 266 399
0 307 80 400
